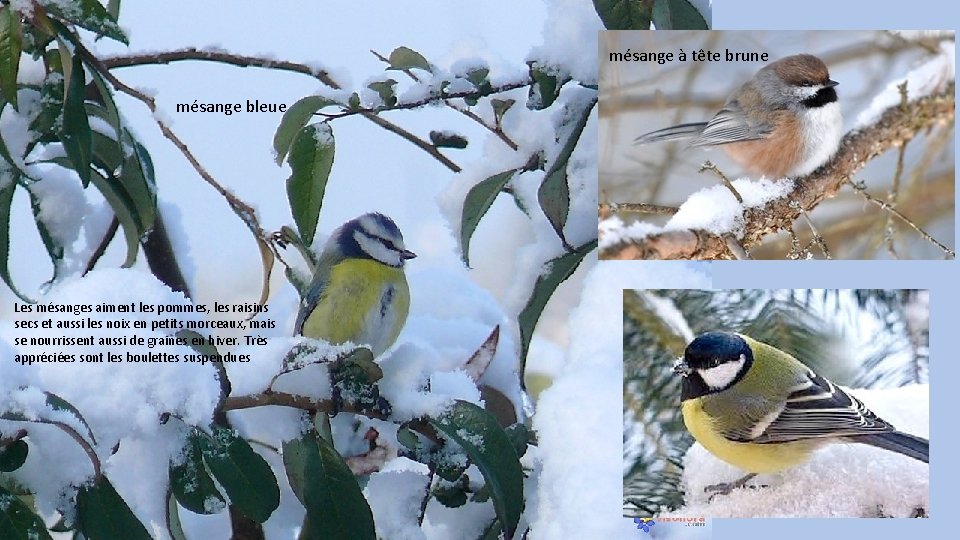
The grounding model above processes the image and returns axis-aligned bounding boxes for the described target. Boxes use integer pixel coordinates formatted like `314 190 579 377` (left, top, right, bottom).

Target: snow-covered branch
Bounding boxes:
600 82 955 260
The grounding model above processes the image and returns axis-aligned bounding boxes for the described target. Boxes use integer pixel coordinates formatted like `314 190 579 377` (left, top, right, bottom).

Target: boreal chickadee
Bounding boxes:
636 54 843 179
673 331 928 494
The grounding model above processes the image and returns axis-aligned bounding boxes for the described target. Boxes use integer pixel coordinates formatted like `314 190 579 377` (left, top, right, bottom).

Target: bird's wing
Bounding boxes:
689 101 773 147
293 251 339 336
743 370 896 444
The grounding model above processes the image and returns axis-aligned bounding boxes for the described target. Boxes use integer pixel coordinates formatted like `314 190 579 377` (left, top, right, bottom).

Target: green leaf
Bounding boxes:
197 425 280 523
119 138 158 233
25 186 64 283
43 391 98 445
477 519 502 540
107 0 122 19
367 79 398 107
88 168 141 267
89 128 124 174
273 95 338 165
170 431 226 515
286 123 334 247
387 46 431 72
504 424 532 459
652 0 709 30
282 429 375 540
527 65 561 111
0 439 28 472
429 400 524 539
592 0 653 29
30 52 65 135
463 66 492 105
491 98 516 126
465 67 490 88
60 55 91 187
397 426 420 451
76 476 151 540
0 180 34 302
459 169 518 267
518 239 597 368
166 490 188 540
0 7 23 109
88 66 123 138
429 130 468 149
0 484 53 540
432 477 469 508
330 347 382 385
45 0 128 44
538 95 597 246
347 92 361 110
329 347 386 411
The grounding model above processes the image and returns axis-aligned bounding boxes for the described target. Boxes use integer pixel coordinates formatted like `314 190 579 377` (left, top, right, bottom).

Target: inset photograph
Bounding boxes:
599 31 955 260
623 289 929 521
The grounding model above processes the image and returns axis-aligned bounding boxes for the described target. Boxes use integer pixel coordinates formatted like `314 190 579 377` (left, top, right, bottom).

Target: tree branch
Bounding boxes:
102 47 339 87
223 391 389 420
600 83 955 260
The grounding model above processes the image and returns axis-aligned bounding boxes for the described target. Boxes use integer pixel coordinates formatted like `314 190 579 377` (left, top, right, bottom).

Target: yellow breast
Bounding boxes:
300 258 410 356
681 399 822 474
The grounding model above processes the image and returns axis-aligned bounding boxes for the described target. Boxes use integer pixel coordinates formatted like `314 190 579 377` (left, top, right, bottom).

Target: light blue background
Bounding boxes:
700 0 954 531
707 1 955 537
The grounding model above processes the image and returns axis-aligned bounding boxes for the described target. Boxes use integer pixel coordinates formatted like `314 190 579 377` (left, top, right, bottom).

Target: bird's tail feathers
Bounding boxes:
634 122 708 145
853 431 929 463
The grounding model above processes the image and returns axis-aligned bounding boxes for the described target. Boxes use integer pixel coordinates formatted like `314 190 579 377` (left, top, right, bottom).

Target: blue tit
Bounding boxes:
674 331 928 493
294 213 415 356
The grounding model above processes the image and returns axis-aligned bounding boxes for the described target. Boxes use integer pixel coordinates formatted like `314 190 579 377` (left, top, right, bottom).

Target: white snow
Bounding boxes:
667 384 928 518
531 262 711 539
856 40 955 127
0 269 221 525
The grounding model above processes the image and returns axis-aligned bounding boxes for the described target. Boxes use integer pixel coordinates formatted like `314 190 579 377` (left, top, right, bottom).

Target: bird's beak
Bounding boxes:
672 358 692 377
401 249 417 260
825 79 839 87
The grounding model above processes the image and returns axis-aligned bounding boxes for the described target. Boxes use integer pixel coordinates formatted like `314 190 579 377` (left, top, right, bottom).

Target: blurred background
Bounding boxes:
600 31 955 259
621 289 929 516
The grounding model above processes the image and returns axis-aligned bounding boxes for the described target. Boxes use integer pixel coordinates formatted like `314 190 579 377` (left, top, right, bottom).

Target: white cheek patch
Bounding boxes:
354 230 402 267
793 101 842 176
358 214 391 239
697 355 746 390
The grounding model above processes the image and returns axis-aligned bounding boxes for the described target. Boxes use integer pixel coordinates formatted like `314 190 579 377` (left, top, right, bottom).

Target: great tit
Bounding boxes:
674 331 928 493
294 213 416 356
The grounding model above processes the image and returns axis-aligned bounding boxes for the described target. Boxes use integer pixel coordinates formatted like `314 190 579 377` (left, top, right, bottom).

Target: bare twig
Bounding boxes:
793 204 832 259
447 102 519 150
74 41 268 239
360 111 462 172
698 161 742 202
846 179 955 257
102 47 339 88
105 46 470 172
223 391 388 420
884 81 911 257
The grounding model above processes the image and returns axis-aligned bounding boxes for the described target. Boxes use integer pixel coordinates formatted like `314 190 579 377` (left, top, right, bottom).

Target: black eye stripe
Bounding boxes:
361 229 401 252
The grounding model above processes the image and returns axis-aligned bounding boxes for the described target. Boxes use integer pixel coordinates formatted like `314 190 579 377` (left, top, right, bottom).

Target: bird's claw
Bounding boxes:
704 473 760 501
